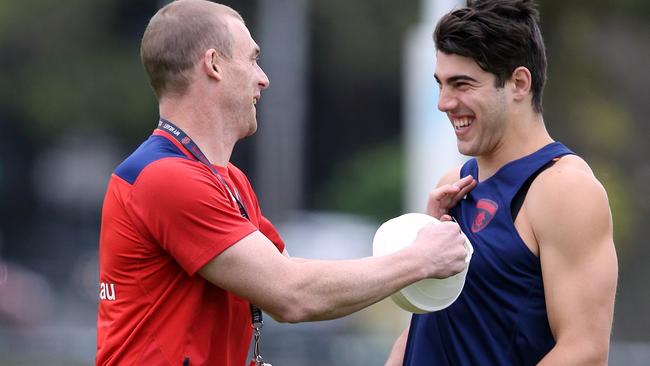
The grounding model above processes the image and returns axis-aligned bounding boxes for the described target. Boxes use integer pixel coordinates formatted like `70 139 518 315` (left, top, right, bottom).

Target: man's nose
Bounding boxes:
258 67 270 89
437 87 457 112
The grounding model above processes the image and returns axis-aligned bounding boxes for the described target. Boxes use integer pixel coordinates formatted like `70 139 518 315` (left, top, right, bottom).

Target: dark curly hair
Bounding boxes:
434 0 547 113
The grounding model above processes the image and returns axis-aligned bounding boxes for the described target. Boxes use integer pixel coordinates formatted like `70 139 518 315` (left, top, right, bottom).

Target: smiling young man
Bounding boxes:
95 1 472 365
386 0 618 365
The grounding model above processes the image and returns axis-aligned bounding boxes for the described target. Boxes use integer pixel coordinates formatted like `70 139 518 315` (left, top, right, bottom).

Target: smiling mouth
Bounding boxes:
253 96 260 105
452 117 473 130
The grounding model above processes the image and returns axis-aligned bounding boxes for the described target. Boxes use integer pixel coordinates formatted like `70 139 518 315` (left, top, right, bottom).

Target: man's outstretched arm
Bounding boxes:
199 219 468 323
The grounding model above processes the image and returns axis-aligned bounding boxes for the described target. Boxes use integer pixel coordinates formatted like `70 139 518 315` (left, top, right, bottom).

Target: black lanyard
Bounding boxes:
157 118 264 334
157 119 250 219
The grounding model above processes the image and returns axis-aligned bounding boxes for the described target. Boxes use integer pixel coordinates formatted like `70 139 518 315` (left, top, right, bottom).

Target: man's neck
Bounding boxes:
159 98 236 167
476 113 553 181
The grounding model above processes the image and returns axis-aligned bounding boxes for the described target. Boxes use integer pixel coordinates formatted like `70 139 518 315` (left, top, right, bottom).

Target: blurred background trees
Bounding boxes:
0 0 648 364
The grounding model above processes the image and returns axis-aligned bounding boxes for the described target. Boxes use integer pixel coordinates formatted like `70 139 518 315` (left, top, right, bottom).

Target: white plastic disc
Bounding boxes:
372 213 472 313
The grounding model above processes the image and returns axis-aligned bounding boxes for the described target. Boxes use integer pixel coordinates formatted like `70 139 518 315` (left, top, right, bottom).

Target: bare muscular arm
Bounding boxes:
528 156 618 365
199 220 469 323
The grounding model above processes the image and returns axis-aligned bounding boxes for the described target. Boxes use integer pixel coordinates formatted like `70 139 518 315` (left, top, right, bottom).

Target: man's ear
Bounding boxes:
510 66 532 103
203 49 222 81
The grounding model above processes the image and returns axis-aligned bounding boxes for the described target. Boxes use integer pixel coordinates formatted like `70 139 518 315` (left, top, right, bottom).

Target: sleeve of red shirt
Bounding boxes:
259 215 285 252
126 158 258 275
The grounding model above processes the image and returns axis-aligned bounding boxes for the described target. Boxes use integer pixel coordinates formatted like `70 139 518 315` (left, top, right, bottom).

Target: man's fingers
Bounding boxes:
453 177 477 202
428 186 460 211
436 185 461 197
453 175 475 190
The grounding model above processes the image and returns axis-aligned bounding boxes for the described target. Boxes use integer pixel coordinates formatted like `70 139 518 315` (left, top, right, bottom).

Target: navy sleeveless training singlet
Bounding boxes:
403 142 574 365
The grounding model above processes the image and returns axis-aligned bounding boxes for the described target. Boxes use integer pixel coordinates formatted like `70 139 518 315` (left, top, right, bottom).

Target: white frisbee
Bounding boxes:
372 213 473 313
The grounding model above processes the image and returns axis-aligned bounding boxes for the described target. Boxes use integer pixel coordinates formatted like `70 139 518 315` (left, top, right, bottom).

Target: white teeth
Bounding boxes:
253 99 257 105
453 118 472 130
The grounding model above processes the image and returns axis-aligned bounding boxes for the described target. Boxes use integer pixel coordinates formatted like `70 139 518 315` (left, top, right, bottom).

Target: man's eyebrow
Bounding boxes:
434 74 479 84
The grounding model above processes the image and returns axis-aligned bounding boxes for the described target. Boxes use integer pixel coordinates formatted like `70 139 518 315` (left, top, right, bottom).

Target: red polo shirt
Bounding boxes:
96 130 284 366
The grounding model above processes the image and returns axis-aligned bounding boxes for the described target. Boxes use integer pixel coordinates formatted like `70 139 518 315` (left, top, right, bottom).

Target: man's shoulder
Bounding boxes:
115 134 193 185
534 154 602 194
526 154 610 234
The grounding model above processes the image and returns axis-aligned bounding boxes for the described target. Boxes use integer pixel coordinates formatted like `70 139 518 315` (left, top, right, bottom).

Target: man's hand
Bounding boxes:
426 175 476 219
411 220 468 279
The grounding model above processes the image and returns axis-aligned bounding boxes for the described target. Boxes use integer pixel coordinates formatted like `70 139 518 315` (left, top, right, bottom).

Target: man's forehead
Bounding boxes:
225 15 248 36
435 52 485 80
226 16 259 53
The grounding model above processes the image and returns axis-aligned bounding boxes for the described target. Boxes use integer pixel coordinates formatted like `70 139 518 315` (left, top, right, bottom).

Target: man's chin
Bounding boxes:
245 122 258 137
457 142 477 157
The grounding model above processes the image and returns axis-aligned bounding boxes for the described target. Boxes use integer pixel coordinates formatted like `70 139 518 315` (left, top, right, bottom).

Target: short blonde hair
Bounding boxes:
140 0 243 99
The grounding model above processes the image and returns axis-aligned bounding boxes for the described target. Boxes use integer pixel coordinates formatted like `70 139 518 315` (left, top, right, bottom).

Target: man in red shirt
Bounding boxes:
96 1 470 365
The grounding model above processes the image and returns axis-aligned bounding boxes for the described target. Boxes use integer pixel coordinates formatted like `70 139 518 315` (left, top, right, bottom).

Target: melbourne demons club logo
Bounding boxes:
471 198 499 233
